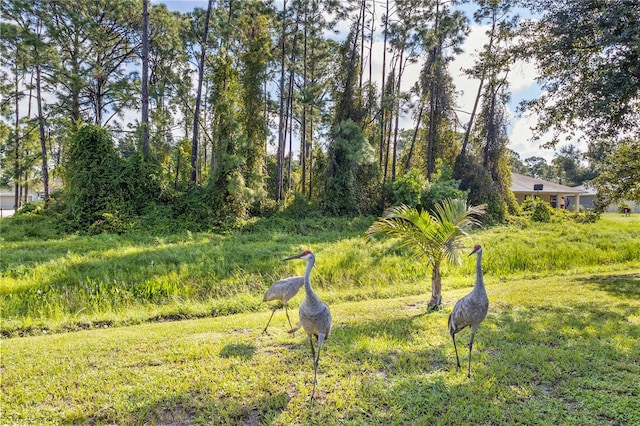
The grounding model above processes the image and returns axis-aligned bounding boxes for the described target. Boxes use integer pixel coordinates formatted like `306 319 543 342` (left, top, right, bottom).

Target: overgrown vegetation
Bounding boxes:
1 213 638 338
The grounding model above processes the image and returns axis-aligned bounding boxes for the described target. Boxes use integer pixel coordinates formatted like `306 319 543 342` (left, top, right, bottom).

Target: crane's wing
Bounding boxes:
263 276 305 302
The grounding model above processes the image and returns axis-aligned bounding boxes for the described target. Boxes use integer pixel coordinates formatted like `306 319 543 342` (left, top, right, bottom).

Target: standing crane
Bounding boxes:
284 249 332 404
262 275 304 334
448 244 488 378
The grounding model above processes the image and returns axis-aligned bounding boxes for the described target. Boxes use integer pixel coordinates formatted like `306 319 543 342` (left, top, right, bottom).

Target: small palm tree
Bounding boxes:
366 199 486 309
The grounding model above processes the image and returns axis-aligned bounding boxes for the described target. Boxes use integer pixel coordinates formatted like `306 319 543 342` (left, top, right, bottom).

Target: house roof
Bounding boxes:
511 173 586 194
571 184 597 196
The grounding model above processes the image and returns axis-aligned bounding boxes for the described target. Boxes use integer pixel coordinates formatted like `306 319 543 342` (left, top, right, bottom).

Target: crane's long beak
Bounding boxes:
283 253 303 261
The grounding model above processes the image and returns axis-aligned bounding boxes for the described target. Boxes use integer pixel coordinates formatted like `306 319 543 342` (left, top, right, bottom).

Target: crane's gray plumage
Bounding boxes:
448 244 488 378
262 276 305 334
284 249 331 404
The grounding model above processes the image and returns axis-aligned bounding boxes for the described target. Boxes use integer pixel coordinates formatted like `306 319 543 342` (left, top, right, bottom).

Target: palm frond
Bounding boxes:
366 205 434 260
366 200 486 267
432 199 486 230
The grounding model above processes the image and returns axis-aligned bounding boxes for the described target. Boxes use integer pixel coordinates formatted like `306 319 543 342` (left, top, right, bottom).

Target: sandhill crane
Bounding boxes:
262 276 304 334
284 249 332 404
448 244 488 378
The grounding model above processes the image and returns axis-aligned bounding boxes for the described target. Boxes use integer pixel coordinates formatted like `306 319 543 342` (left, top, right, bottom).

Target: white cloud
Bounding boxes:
365 23 552 162
508 111 554 161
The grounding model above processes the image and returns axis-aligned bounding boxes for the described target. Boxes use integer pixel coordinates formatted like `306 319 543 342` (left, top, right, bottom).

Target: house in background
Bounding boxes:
510 173 584 212
566 185 640 213
566 185 596 210
0 187 35 210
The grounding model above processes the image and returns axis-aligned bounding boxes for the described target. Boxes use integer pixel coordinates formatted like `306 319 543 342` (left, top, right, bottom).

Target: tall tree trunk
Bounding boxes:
141 0 150 160
301 6 308 195
13 68 20 210
426 1 441 180
190 0 214 183
368 0 374 88
71 32 81 125
286 64 294 191
405 99 425 171
276 0 288 201
94 75 104 125
359 0 365 90
286 17 299 192
379 0 389 168
461 15 495 158
307 1 315 200
391 45 406 181
35 63 49 205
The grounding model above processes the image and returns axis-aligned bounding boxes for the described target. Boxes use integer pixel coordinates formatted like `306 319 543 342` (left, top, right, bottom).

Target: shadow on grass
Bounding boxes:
328 313 451 376
220 342 256 359
67 297 639 425
337 301 640 424
582 273 640 300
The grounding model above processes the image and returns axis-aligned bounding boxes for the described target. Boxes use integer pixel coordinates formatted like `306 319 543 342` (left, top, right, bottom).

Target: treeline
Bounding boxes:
1 0 638 230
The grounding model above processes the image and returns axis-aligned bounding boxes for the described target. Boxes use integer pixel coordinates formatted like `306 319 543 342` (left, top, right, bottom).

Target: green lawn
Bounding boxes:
1 213 640 424
2 271 639 424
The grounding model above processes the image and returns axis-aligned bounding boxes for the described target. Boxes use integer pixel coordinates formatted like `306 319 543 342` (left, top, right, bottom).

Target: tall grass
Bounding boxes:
1 213 639 337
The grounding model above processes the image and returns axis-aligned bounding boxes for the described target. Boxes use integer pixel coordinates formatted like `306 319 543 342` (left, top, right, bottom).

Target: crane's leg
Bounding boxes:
307 335 316 404
262 306 278 334
467 325 478 378
451 332 461 370
284 303 293 328
308 335 316 362
310 332 326 405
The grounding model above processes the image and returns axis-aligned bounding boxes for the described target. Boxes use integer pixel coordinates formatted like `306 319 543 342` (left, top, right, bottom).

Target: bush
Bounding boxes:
280 192 323 219
570 210 600 223
16 202 43 215
392 169 427 208
421 161 467 212
63 124 161 232
522 197 553 222
88 212 131 235
63 125 123 229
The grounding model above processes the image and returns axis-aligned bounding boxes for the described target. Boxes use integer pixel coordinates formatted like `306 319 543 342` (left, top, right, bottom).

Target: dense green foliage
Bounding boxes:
515 0 640 205
3 1 636 229
63 125 159 232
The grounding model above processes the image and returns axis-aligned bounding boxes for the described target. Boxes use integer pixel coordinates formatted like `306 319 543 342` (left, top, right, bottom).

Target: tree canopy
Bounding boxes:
516 0 640 144
1 0 637 227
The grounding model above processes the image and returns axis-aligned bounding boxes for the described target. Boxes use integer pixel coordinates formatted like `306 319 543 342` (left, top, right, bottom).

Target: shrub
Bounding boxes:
570 210 600 223
325 119 377 215
16 202 43 215
88 212 131 235
421 161 467 212
63 125 126 229
522 197 553 222
63 124 161 232
392 169 427 208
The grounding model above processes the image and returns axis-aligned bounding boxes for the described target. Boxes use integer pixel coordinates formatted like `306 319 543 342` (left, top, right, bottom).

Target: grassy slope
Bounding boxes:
2 271 639 424
2 214 639 337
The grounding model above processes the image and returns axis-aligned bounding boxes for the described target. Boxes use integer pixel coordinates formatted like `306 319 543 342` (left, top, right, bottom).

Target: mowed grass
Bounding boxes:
1 271 639 424
1 213 640 423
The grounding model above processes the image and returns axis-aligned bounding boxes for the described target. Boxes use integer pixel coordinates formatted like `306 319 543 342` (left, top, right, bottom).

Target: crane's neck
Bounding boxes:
474 250 485 293
303 256 321 304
